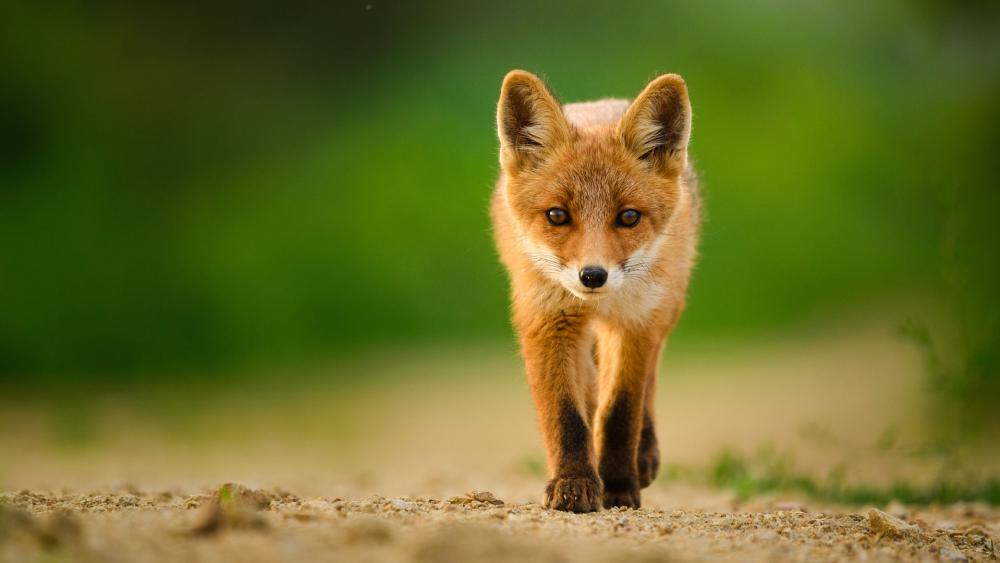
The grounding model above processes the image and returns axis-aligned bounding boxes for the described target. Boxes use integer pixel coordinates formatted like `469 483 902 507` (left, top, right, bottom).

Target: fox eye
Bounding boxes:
546 208 570 226
617 209 641 228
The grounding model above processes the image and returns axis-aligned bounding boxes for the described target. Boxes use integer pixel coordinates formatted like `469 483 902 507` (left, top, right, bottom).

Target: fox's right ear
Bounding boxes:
497 70 570 173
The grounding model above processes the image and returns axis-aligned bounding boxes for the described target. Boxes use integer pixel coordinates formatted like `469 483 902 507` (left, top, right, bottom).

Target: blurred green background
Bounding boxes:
0 0 997 407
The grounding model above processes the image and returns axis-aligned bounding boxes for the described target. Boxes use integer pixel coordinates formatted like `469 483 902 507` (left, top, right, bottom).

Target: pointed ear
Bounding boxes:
618 74 691 176
497 70 571 173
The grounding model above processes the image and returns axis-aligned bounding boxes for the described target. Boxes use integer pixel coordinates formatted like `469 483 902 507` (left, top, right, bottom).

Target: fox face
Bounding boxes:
497 72 692 302
504 134 679 300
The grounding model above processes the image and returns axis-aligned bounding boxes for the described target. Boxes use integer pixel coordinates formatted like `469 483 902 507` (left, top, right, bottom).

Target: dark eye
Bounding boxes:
547 208 570 226
617 209 641 228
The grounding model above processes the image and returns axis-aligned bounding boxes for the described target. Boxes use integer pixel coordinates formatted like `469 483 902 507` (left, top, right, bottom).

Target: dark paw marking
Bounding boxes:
637 413 659 488
637 443 659 489
544 477 602 513
557 397 591 465
602 479 641 509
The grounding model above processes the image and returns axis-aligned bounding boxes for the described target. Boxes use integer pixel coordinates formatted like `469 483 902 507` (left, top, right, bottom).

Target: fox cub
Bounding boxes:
491 71 700 512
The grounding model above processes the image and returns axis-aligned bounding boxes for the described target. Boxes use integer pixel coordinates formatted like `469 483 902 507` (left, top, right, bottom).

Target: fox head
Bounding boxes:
496 71 692 300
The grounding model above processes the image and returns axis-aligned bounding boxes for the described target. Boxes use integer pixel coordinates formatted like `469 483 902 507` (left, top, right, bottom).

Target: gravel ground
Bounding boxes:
3 327 997 562
2 485 997 563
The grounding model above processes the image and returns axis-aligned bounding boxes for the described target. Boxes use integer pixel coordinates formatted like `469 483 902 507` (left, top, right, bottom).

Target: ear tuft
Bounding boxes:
497 70 570 172
618 74 691 175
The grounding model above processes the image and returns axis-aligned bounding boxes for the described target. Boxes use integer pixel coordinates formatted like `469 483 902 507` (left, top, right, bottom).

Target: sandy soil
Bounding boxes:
2 313 998 562
2 484 997 563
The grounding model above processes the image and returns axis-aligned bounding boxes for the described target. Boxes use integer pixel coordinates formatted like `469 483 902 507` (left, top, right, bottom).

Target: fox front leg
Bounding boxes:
594 327 662 509
518 310 602 513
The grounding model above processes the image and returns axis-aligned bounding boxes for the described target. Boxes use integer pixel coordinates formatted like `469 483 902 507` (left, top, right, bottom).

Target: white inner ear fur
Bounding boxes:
518 106 564 152
634 115 688 169
621 79 692 172
497 79 569 170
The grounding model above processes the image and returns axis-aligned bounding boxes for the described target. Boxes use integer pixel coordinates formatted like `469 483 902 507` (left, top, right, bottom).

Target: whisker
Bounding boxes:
622 260 653 273
528 254 565 270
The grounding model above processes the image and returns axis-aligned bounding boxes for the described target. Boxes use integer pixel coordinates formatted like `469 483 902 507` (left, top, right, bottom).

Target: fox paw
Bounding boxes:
544 476 602 513
602 479 641 509
638 445 660 488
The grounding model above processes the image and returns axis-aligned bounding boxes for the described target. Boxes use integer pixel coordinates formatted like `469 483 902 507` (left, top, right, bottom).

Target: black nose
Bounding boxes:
579 266 608 289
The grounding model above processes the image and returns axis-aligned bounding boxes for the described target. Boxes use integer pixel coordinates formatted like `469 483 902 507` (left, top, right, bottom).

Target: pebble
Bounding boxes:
938 547 968 562
390 499 413 510
867 508 921 540
467 491 504 505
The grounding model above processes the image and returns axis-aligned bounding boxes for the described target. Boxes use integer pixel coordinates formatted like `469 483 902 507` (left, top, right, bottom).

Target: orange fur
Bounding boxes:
491 70 700 511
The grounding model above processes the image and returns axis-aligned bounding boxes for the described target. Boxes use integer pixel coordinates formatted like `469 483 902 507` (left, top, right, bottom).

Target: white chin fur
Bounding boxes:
518 231 668 324
565 286 606 300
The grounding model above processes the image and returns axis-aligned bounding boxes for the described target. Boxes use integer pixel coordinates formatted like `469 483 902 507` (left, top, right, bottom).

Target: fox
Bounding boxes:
490 70 700 512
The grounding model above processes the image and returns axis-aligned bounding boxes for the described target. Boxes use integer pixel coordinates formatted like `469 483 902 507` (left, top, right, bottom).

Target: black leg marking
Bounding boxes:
598 396 641 508
638 411 660 488
544 397 602 513
557 396 592 473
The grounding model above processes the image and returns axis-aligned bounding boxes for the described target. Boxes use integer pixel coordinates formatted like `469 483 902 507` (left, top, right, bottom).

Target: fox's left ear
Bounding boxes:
618 74 691 176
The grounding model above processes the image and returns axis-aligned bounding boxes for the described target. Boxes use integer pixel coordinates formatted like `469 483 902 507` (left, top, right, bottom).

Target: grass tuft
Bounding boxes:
677 449 1000 506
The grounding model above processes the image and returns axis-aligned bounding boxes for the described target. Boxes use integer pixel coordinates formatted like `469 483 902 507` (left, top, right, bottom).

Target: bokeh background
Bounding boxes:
1 0 998 501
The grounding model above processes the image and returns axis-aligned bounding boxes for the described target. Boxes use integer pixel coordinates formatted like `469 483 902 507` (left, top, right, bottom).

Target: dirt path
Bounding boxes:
2 485 997 563
3 318 998 561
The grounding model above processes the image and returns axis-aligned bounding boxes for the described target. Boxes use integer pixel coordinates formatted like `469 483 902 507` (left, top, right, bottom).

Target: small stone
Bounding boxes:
216 483 276 510
466 491 504 505
938 547 968 562
300 499 333 512
961 524 989 538
188 483 273 535
867 508 921 540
